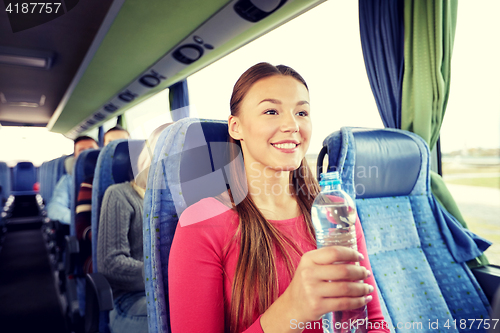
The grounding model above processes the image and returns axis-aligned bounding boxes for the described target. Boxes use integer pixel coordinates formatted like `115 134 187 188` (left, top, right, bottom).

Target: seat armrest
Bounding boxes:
85 273 113 333
472 265 500 304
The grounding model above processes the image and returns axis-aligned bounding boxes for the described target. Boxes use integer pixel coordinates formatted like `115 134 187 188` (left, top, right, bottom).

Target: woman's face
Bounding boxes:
229 75 311 173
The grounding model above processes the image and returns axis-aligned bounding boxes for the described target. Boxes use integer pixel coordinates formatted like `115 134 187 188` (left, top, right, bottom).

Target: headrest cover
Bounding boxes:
179 121 240 207
16 161 34 170
112 140 145 184
80 150 100 179
65 156 75 175
352 129 421 198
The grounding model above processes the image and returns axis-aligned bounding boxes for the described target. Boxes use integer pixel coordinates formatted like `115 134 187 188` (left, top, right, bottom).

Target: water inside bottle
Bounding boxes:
312 200 368 333
312 202 357 250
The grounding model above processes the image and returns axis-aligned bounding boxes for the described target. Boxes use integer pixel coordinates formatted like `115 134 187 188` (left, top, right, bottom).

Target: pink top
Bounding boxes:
169 198 389 333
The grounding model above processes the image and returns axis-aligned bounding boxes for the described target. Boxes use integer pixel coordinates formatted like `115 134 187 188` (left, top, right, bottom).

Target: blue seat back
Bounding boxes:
319 127 490 332
89 139 144 332
39 155 68 205
12 161 37 194
0 161 11 227
39 161 48 202
71 149 100 236
91 139 145 271
0 161 11 204
143 118 238 333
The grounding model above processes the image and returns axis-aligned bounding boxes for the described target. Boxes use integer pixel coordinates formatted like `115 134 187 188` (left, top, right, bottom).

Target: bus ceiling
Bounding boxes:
0 0 326 138
0 0 114 129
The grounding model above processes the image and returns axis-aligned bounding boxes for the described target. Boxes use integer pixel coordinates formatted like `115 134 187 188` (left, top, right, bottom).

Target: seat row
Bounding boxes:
39 154 68 206
0 160 43 245
41 138 145 332
0 161 10 245
144 119 493 333
40 118 495 333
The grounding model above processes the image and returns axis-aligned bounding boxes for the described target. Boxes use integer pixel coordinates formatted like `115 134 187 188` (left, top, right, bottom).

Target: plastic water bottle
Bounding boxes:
311 172 367 333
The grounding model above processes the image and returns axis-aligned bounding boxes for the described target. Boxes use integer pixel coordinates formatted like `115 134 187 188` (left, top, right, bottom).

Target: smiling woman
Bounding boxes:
0 0 498 331
228 66 311 175
168 63 388 333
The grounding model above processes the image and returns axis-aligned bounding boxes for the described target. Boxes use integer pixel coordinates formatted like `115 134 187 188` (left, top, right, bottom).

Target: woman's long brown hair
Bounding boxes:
226 62 320 332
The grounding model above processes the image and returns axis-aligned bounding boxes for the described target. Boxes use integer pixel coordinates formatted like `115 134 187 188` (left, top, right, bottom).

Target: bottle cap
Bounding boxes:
319 171 341 186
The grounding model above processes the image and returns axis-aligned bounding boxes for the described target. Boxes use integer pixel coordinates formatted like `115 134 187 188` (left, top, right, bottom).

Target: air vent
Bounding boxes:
234 0 287 22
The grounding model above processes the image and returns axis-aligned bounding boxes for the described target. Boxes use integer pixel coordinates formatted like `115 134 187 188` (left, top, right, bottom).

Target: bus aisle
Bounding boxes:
0 224 67 333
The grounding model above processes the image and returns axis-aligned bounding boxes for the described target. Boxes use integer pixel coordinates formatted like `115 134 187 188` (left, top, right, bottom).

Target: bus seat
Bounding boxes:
87 139 144 333
39 161 48 205
72 149 101 236
318 127 490 332
1 162 12 205
61 148 101 328
490 286 500 332
143 118 232 333
55 155 68 197
40 159 52 206
12 161 37 194
91 139 145 266
39 155 67 206
41 156 70 267
0 161 11 243
7 162 40 221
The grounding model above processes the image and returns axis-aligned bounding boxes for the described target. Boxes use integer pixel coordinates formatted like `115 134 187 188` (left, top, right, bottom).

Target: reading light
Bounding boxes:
8 102 40 108
0 54 49 68
0 92 46 107
0 46 54 69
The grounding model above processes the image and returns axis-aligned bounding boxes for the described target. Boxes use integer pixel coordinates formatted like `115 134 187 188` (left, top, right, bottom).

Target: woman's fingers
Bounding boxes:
312 263 370 282
295 293 373 321
321 295 373 313
286 246 374 322
304 246 363 266
314 281 374 298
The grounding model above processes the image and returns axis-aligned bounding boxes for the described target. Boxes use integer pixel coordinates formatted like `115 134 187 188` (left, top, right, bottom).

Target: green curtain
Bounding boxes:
401 0 488 267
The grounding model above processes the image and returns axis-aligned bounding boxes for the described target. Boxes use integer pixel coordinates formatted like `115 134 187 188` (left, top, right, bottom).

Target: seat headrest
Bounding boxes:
179 121 237 207
322 127 428 199
64 156 75 174
352 129 422 198
15 161 34 170
76 149 100 180
112 140 145 184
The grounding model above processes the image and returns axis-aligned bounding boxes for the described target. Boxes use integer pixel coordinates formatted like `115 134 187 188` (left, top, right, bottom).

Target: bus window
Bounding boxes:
187 0 384 178
125 89 173 140
0 127 72 167
440 0 500 266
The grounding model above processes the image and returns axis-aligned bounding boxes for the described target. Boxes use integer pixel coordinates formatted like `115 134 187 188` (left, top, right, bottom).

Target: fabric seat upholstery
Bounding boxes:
12 161 37 194
318 127 490 332
89 139 144 332
91 139 144 272
71 149 100 236
143 118 235 333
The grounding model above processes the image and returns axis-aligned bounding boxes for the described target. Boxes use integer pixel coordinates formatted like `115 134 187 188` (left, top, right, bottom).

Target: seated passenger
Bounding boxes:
103 125 130 146
97 124 169 333
47 136 98 225
168 63 390 332
75 126 130 274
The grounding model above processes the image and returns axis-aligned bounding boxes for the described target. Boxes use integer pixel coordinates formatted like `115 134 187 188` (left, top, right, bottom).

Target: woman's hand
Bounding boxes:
260 246 373 332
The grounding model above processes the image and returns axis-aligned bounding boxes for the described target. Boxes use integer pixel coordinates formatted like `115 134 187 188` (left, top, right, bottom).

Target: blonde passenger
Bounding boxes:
96 123 170 333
